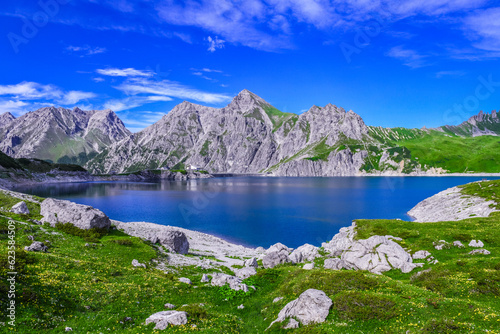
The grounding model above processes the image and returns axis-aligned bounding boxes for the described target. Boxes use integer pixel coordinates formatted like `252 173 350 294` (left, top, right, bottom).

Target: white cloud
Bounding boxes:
0 81 62 100
387 46 428 68
464 7 500 53
0 100 29 116
59 91 97 105
201 68 223 73
115 110 167 133
207 36 225 52
93 77 105 82
66 45 107 56
96 68 154 77
103 96 173 112
436 70 466 78
115 78 231 104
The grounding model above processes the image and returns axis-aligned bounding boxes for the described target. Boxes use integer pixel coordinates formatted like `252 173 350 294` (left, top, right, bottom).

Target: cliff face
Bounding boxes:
86 90 371 175
441 110 500 137
0 107 130 163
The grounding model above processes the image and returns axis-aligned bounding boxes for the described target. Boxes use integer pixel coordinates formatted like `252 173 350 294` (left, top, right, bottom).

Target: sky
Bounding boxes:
1 0 500 132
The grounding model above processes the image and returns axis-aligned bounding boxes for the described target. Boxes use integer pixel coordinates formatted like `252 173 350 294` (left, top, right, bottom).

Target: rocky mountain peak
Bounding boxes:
0 112 16 129
228 89 270 113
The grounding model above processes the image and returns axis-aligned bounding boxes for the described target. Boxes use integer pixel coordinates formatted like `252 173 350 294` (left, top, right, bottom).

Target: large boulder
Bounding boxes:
41 198 111 230
145 311 187 329
341 235 422 274
210 273 248 292
262 251 291 269
268 289 332 329
11 201 29 215
24 241 48 252
150 230 189 254
289 244 319 264
234 267 257 279
323 258 345 270
322 223 356 256
267 242 292 255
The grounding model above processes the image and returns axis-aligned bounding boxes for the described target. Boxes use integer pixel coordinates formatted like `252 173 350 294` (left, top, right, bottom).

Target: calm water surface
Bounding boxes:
13 176 499 248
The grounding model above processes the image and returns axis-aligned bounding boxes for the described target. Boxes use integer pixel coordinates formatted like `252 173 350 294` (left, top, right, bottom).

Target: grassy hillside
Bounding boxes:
1 184 499 333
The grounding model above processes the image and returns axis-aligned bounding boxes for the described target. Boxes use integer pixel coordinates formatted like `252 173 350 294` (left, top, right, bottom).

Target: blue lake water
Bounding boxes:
12 176 499 248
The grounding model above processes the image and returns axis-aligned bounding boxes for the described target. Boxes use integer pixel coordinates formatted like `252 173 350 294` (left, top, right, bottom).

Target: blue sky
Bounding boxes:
1 0 500 132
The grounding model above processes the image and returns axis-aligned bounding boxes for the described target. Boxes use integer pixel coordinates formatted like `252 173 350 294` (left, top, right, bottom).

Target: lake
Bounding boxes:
13 176 499 249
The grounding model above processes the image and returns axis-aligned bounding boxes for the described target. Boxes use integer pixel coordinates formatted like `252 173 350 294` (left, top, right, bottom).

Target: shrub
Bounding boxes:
111 239 133 246
332 291 398 320
55 223 108 243
411 269 450 293
178 304 207 320
422 318 463 333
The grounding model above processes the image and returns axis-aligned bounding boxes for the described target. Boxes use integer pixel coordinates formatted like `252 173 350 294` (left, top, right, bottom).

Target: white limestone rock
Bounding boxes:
145 311 188 329
11 201 29 215
469 240 484 248
41 198 111 230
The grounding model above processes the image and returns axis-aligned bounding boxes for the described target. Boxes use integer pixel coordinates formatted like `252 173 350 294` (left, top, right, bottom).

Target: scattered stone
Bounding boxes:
453 241 465 248
11 201 29 215
65 327 72 332
24 241 48 252
179 277 192 285
155 230 190 254
234 267 257 279
322 224 356 256
262 251 291 269
164 303 176 309
27 235 34 241
266 243 292 255
131 259 146 268
323 258 345 270
469 240 484 248
283 318 300 329
201 274 210 283
289 244 319 264
303 263 314 270
41 198 111 230
244 257 258 268
411 268 432 280
255 246 266 253
273 297 283 303
145 311 188 329
237 304 244 309
469 249 491 255
412 250 431 259
210 273 248 292
268 289 332 329
434 240 449 250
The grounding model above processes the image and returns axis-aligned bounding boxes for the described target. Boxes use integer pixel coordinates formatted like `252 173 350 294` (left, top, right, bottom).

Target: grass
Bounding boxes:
1 181 500 333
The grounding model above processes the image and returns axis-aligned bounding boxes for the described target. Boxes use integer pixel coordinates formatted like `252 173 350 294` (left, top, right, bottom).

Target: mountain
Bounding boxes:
0 107 131 164
86 90 371 175
440 110 499 137
0 112 15 130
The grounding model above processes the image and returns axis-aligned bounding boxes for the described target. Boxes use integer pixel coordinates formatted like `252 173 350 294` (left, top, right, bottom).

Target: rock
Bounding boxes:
408 185 499 222
201 274 210 283
40 198 111 230
283 318 300 329
322 223 356 256
164 303 176 309
244 257 258 268
268 289 332 329
65 327 73 332
145 311 188 329
323 258 345 270
210 273 248 292
273 297 284 303
234 267 257 279
267 242 292 255
11 201 29 215
411 268 432 280
434 240 449 250
469 249 491 255
262 251 291 269
469 240 484 248
303 263 314 270
453 241 465 248
289 244 319 264
179 277 192 285
154 230 189 254
24 241 48 252
255 246 266 253
341 235 422 274
237 304 244 309
27 235 34 241
131 259 146 268
412 250 431 259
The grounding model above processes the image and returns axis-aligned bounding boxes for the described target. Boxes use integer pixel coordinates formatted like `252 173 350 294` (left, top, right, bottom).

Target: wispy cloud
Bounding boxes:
115 110 167 133
59 91 97 105
93 77 105 83
96 68 154 77
387 45 428 68
66 45 107 57
463 7 500 54
115 77 231 104
207 36 225 52
436 70 466 78
103 96 173 112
